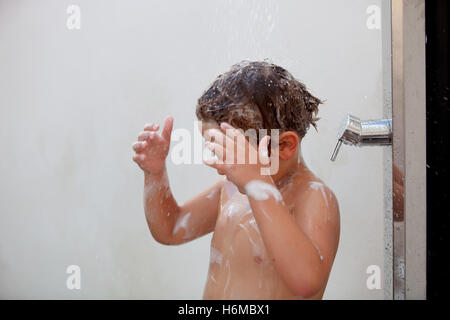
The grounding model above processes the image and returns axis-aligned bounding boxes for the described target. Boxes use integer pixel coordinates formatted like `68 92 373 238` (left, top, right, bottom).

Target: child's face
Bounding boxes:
198 119 264 165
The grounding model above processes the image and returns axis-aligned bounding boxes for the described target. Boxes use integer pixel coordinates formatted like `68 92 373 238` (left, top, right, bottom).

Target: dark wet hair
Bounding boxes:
196 60 323 139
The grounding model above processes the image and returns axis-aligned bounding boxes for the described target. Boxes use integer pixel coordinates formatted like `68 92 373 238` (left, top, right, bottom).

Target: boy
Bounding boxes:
132 61 340 299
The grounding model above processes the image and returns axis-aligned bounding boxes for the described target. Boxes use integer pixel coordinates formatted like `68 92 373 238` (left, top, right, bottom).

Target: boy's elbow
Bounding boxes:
148 228 178 246
144 215 177 245
290 272 324 299
153 235 174 245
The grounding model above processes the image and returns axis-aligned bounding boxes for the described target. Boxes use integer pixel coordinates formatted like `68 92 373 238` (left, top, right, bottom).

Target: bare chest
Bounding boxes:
211 182 271 266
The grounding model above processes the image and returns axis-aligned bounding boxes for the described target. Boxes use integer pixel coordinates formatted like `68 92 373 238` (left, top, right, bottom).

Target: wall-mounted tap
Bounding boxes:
331 114 392 161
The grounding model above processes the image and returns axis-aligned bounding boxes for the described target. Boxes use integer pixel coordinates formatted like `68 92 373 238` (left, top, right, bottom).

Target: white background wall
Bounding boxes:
0 0 387 299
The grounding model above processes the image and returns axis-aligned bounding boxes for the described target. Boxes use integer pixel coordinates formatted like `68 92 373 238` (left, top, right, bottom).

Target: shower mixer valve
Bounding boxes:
331 114 392 161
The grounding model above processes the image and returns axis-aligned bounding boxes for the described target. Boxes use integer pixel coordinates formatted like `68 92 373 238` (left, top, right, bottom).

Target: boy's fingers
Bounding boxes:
204 129 227 148
220 123 246 157
132 154 145 163
204 129 238 164
132 141 147 152
161 116 174 141
220 122 234 131
139 131 162 142
221 122 244 139
203 158 217 169
144 123 160 131
205 142 224 162
152 133 169 147
138 131 151 141
258 135 271 163
203 159 225 173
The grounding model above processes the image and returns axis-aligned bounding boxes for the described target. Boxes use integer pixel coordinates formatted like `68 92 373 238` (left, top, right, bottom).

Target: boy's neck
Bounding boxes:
270 148 310 186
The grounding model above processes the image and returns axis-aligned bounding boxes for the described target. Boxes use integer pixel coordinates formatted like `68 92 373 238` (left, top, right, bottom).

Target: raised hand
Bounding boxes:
203 122 272 193
132 116 174 174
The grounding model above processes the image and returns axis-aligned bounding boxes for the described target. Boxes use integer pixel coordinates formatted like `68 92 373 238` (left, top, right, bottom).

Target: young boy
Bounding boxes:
132 61 340 300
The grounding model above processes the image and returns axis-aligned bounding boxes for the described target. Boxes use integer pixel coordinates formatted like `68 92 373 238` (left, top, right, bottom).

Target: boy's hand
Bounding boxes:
132 116 173 174
204 122 271 193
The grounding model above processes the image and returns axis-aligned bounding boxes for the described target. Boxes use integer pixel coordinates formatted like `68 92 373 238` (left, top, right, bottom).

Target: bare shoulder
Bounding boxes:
290 174 340 223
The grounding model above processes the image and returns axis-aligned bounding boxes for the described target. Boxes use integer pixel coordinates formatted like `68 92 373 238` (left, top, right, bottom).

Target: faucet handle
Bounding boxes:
331 114 392 161
330 139 343 161
330 114 362 161
338 114 363 146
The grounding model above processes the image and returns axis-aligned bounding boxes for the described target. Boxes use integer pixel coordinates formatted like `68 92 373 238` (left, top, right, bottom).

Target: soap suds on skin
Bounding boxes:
210 246 223 266
144 171 170 197
172 212 191 237
224 197 252 221
248 218 261 234
310 240 324 262
259 207 273 222
143 173 171 222
206 189 217 199
224 260 231 295
309 181 329 208
309 181 332 223
239 223 263 259
245 180 282 202
225 204 236 219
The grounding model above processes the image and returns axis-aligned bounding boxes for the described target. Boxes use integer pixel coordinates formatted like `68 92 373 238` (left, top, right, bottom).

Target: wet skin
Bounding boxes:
133 117 340 300
203 166 340 300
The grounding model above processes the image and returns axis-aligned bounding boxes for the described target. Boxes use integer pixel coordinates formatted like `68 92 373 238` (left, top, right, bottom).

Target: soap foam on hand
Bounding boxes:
244 180 282 202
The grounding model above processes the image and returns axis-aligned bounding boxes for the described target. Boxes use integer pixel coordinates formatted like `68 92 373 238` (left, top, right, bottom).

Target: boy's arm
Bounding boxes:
243 177 339 298
143 168 222 245
246 178 339 298
133 116 222 245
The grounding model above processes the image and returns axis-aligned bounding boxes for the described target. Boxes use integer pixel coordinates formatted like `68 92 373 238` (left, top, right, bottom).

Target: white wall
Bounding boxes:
0 0 386 299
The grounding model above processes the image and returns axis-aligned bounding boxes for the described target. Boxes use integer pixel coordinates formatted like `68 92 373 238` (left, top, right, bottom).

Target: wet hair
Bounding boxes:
196 60 323 139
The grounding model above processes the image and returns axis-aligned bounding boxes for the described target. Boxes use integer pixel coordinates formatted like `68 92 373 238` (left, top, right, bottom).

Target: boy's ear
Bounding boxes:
278 131 299 160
